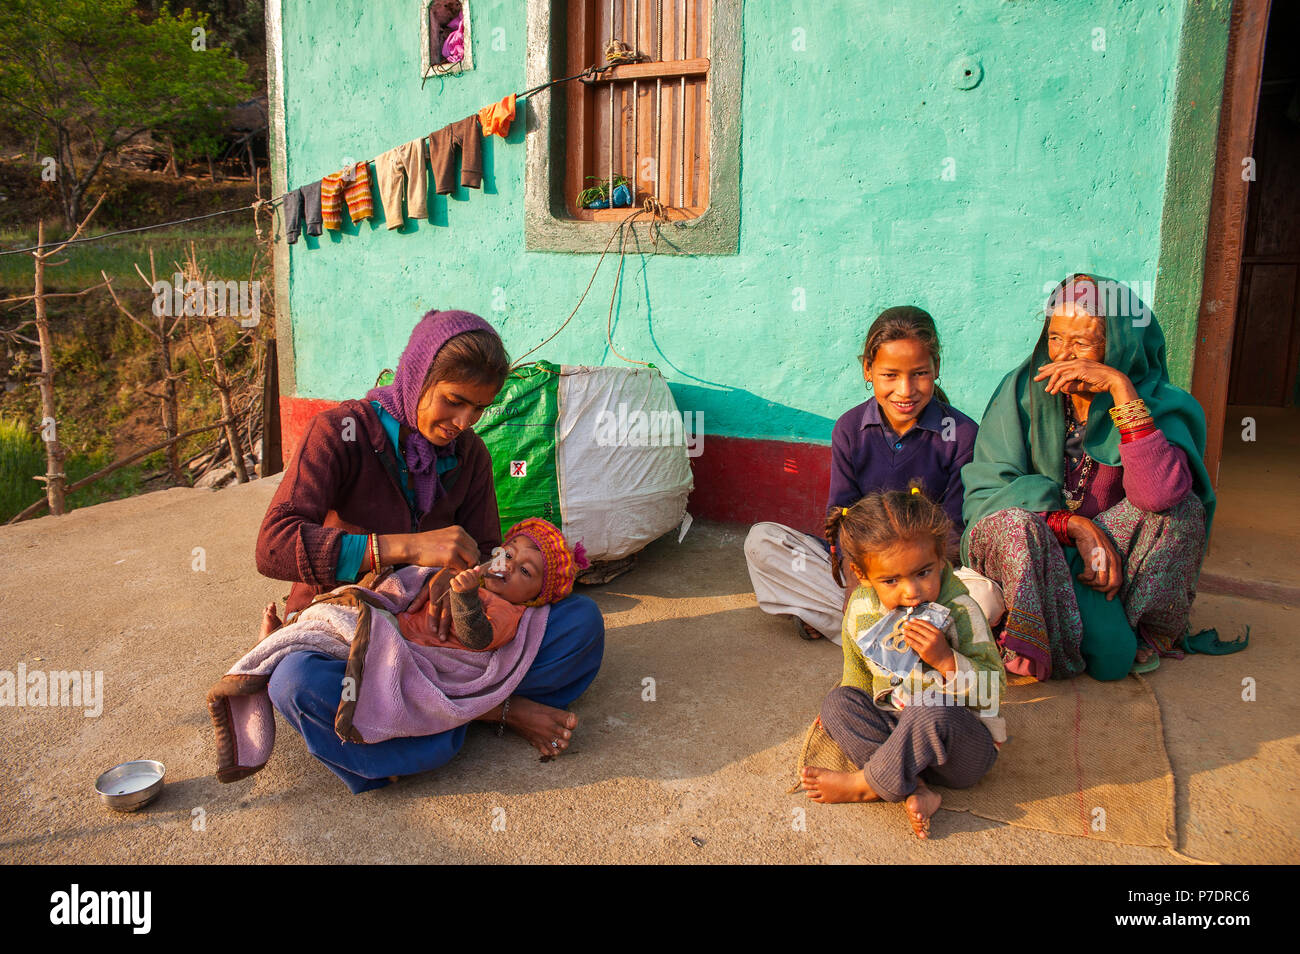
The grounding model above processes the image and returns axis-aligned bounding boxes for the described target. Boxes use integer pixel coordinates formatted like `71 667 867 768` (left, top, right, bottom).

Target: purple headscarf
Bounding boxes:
365 309 500 516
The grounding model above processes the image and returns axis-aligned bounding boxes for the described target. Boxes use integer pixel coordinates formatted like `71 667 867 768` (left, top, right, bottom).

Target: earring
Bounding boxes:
866 382 873 391
935 377 942 386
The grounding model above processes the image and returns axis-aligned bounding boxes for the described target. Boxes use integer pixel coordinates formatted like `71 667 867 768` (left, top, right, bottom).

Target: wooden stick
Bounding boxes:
6 419 229 524
593 57 709 83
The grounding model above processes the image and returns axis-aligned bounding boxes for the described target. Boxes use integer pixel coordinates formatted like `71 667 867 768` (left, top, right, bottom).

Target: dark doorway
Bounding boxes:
1196 1 1300 601
1227 3 1300 407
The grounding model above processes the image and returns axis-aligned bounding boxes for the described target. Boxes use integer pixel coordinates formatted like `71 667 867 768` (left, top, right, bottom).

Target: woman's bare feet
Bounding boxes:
477 697 579 757
905 780 942 839
800 766 880 803
259 602 283 640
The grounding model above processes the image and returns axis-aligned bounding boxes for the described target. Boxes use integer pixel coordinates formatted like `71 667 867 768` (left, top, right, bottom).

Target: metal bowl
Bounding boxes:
94 760 165 812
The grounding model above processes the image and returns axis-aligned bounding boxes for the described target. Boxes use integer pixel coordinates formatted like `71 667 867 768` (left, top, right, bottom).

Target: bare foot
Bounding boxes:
477 697 579 757
259 602 282 640
905 780 942 839
798 619 824 640
1135 645 1156 664
800 766 880 803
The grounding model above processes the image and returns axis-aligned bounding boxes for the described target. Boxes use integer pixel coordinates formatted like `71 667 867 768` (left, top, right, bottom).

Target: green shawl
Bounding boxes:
960 275 1215 563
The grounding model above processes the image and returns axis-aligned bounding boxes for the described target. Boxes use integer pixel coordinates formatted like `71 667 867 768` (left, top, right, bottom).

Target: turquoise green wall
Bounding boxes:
279 0 1197 445
1154 0 1231 388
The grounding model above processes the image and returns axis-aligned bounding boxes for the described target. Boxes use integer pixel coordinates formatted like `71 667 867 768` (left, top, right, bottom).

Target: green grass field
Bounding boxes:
0 221 261 292
0 416 159 523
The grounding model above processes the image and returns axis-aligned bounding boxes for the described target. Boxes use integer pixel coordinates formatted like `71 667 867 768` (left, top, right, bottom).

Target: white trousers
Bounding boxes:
742 522 1006 645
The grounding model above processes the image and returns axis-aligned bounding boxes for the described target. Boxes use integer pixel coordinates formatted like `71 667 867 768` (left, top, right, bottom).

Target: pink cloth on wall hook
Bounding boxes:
442 13 465 63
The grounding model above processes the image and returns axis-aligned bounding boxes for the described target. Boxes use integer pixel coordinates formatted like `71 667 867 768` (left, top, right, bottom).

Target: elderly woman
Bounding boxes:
255 309 604 792
960 275 1214 681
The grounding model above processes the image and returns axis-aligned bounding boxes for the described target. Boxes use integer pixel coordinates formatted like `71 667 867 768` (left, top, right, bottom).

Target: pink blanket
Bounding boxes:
207 565 550 782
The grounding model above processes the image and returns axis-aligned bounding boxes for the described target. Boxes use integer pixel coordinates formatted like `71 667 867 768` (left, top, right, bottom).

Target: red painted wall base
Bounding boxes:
278 395 831 536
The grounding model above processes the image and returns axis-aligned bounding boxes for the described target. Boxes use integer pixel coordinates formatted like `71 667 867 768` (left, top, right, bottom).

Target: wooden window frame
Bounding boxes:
524 0 741 255
564 3 711 223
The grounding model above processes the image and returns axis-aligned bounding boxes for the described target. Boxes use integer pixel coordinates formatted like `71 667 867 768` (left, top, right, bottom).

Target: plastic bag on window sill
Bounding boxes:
585 183 632 210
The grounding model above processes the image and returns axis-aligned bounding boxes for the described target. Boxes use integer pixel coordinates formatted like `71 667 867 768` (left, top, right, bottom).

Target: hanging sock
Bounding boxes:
478 93 517 137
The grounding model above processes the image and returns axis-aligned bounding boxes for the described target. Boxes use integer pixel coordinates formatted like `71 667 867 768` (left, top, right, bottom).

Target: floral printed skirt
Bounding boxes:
965 495 1206 680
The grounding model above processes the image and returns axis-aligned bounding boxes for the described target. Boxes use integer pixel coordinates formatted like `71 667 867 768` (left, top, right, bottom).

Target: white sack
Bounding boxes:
554 365 694 562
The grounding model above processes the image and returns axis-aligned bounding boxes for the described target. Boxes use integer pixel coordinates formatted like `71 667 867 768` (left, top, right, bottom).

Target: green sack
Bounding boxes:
473 361 563 539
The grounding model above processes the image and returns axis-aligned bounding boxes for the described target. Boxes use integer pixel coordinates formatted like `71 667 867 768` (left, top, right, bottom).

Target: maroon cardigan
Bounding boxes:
256 399 502 614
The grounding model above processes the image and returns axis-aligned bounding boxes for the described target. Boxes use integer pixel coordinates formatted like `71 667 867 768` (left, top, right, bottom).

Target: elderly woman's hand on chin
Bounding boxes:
1032 358 1140 404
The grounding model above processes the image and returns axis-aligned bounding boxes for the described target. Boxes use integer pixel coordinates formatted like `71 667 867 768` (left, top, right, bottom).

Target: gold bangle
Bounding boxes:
1108 398 1149 426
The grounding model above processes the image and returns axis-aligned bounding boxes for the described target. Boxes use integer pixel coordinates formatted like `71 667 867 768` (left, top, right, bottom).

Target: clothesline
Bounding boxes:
516 62 614 99
0 203 280 257
279 66 621 235
1 63 613 259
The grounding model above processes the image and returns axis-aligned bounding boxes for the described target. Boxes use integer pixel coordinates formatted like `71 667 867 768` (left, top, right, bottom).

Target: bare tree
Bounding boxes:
101 248 188 484
177 243 256 484
0 197 108 515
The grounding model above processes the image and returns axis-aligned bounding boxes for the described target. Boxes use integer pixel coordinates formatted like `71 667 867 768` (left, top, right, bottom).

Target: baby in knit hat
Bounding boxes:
397 517 588 651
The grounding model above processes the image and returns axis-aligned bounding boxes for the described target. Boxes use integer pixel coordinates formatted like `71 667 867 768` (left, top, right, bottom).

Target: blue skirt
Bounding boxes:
267 593 605 793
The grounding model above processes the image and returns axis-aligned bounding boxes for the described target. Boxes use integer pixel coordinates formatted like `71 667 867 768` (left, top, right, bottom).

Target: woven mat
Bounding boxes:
792 674 1175 847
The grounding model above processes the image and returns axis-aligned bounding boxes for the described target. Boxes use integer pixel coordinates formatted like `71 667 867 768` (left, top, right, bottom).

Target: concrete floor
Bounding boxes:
1204 405 1300 590
0 453 1296 863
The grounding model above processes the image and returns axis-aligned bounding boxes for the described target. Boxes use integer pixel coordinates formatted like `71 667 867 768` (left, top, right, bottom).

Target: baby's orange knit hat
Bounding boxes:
505 518 589 606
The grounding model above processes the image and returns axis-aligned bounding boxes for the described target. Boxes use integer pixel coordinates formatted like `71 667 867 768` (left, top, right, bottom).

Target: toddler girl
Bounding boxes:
800 487 1006 838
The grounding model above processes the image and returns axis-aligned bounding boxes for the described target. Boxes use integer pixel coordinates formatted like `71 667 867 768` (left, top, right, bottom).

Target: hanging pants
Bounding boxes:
376 138 429 229
320 162 375 230
428 115 484 194
283 182 322 244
